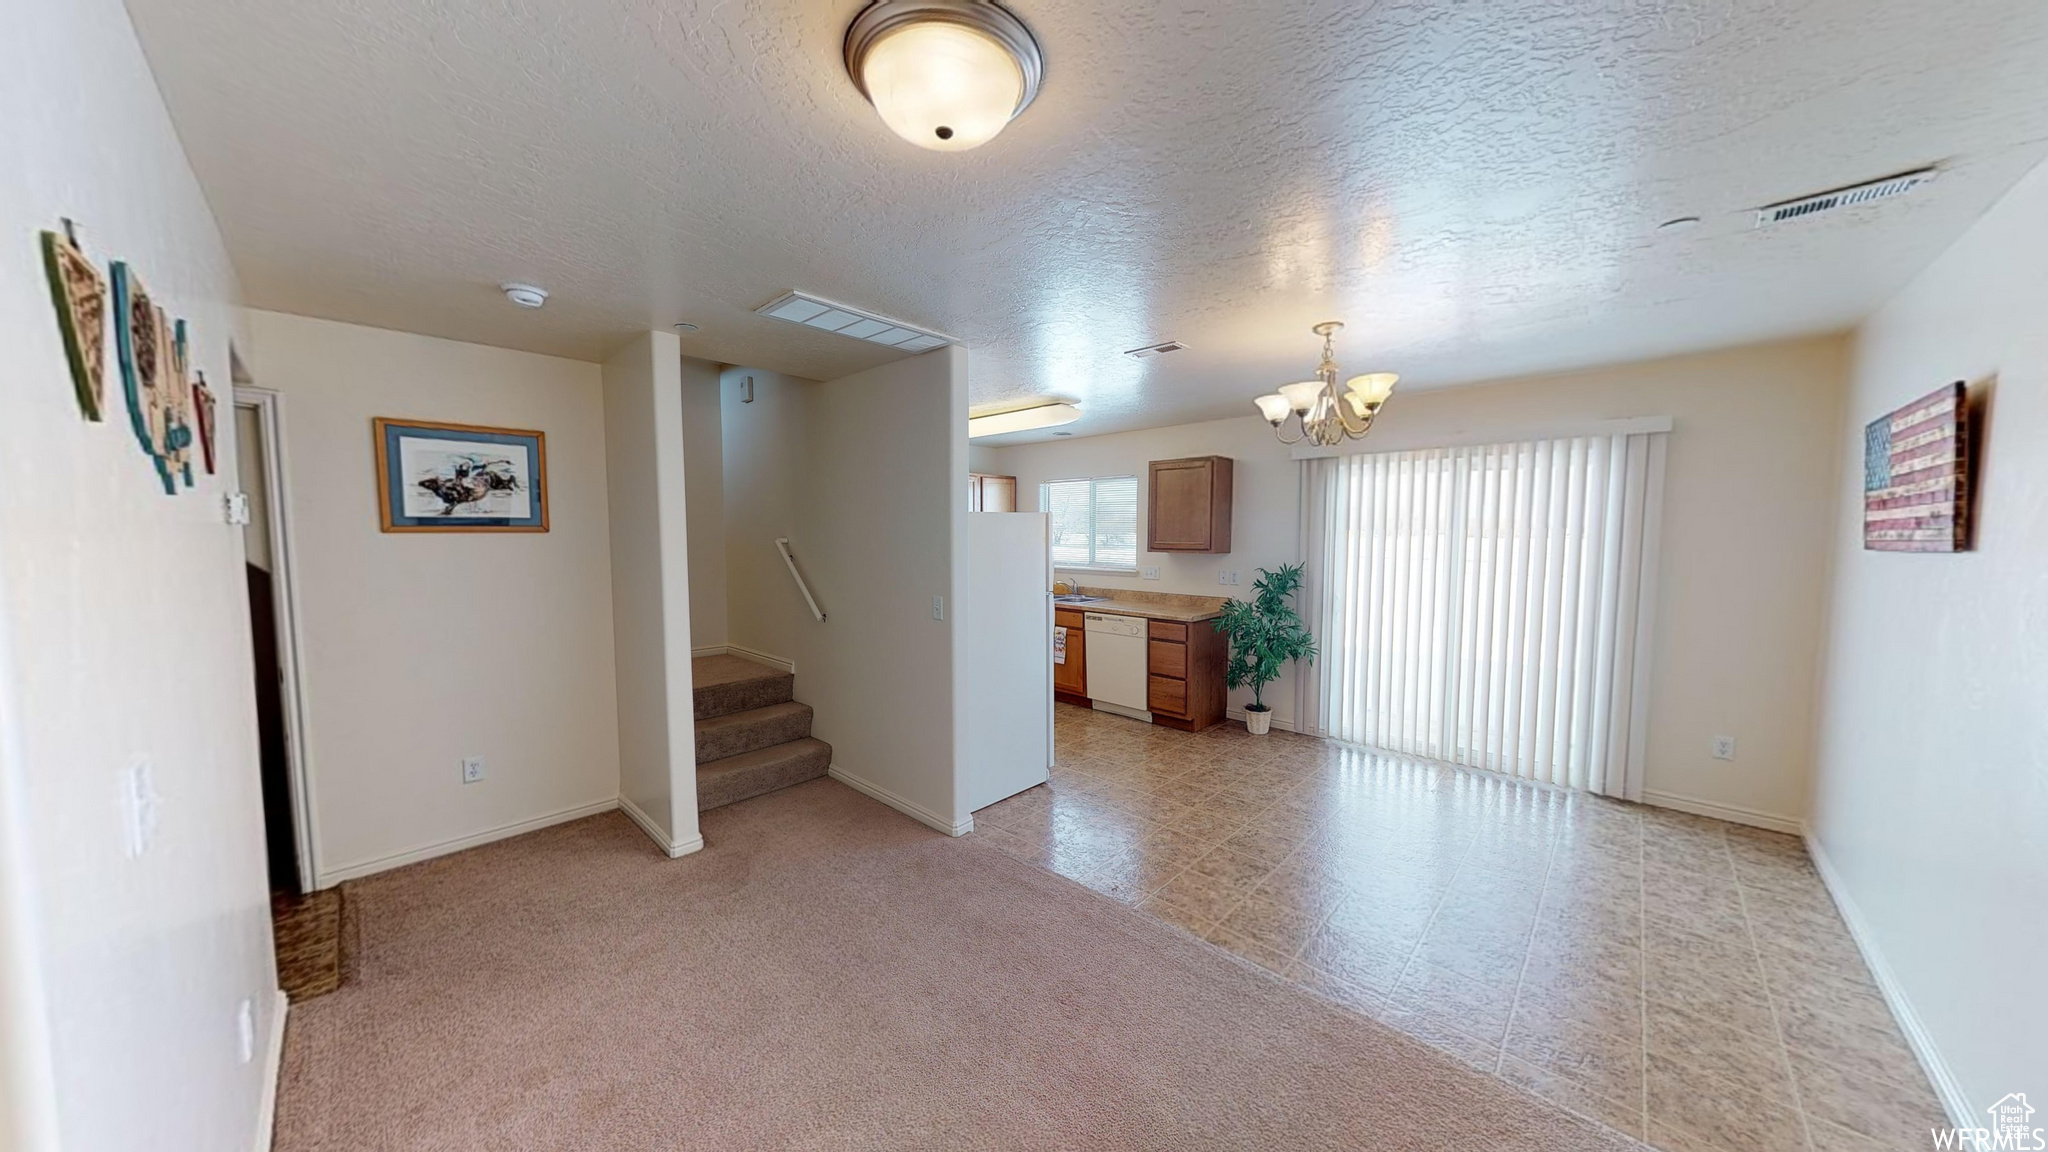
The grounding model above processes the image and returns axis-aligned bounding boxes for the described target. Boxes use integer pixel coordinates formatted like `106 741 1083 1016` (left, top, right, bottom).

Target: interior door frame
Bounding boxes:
233 386 320 893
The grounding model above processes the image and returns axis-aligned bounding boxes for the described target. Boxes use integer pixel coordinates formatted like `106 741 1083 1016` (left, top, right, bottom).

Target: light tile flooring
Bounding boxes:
970 705 1947 1152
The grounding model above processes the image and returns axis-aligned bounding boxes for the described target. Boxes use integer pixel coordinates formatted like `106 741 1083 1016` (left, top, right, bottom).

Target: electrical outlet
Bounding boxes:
1710 735 1737 761
932 595 945 622
462 756 485 783
237 998 256 1064
1140 566 1159 580
121 757 159 858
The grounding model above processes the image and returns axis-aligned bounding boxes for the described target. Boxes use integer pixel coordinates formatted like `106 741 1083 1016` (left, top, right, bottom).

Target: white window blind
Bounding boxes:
1041 476 1139 569
1296 432 1666 796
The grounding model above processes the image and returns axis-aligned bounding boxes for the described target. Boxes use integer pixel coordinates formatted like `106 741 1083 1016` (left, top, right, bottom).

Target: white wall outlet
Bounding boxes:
932 595 945 622
236 998 256 1064
1140 566 1160 580
1710 735 1737 761
461 756 485 783
121 757 159 858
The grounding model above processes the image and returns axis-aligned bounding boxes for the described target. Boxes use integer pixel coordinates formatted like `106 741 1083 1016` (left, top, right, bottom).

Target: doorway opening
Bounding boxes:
234 373 340 999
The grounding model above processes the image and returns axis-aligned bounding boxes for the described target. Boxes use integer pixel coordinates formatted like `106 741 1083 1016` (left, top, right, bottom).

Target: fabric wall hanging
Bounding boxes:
193 375 219 474
40 224 108 421
110 261 196 495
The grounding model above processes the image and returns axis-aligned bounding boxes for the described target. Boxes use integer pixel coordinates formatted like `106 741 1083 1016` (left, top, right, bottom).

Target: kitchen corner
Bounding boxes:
1052 585 1231 732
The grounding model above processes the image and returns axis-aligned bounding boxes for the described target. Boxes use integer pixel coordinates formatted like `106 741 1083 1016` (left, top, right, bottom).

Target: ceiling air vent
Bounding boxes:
754 292 950 352
1124 340 1187 360
1754 168 1937 228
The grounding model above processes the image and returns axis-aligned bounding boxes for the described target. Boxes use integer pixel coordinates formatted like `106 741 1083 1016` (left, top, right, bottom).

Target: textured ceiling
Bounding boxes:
128 0 2048 443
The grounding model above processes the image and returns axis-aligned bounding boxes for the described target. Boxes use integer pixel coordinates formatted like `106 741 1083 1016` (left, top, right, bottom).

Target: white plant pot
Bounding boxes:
1243 707 1273 736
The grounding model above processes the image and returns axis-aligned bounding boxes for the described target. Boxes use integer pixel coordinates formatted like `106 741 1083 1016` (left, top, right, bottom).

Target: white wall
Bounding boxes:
603 333 702 856
723 349 971 830
247 311 621 883
0 1 274 1148
681 359 728 652
1810 161 2048 1121
984 335 1848 827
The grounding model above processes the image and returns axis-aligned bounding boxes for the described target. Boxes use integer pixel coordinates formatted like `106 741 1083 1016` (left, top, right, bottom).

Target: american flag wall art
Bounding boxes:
1864 382 1969 552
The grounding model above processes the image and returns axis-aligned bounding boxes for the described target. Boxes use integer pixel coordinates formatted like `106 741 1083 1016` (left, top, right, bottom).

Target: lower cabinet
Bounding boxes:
1144 618 1227 732
1054 608 1088 703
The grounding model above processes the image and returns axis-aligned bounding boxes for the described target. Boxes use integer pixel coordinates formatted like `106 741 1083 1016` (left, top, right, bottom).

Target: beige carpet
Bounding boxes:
275 780 1641 1151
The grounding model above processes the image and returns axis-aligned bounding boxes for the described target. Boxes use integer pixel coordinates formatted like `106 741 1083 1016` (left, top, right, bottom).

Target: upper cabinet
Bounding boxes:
1147 456 1233 553
968 473 1017 513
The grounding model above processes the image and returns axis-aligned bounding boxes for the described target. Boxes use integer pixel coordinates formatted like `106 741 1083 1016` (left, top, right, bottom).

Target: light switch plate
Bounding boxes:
932 595 945 622
1140 567 1159 580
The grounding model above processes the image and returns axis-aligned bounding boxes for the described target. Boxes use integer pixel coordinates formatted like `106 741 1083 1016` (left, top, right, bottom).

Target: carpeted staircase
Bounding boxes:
692 654 832 811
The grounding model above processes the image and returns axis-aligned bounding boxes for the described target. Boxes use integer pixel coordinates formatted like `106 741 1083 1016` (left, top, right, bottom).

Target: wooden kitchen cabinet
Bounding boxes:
968 473 1017 513
1147 456 1233 553
1053 608 1088 705
1144 616 1227 731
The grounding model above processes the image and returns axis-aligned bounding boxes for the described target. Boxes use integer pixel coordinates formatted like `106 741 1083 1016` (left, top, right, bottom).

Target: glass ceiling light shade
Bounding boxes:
1253 394 1293 423
845 1 1044 152
968 401 1079 439
1254 322 1399 448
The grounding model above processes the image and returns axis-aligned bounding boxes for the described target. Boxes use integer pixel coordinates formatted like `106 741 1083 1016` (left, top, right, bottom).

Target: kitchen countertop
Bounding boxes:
1055 586 1229 623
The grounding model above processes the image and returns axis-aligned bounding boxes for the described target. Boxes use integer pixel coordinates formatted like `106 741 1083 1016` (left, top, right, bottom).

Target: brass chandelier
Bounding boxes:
1254 322 1397 447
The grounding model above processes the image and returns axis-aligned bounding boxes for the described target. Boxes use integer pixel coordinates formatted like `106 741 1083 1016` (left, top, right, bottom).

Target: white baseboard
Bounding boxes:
252 988 287 1152
1639 790 1802 835
1225 707 1300 733
1802 828 1973 1131
618 794 704 858
316 798 619 885
828 766 972 837
724 644 795 674
690 644 728 659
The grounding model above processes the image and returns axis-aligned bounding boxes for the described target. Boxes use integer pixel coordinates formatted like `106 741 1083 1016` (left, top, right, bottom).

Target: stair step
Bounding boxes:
694 701 813 764
692 653 792 720
698 738 832 812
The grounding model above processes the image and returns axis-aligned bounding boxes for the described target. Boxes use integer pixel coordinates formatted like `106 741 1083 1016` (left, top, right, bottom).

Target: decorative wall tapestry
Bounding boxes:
192 374 219 474
39 223 108 421
1864 381 1970 552
373 418 548 532
111 261 195 495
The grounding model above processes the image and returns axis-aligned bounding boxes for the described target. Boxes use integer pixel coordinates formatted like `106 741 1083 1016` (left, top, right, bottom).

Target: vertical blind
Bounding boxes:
1042 476 1139 569
1296 431 1667 796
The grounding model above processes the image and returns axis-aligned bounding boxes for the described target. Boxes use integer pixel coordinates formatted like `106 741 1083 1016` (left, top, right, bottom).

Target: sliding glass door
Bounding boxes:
1297 431 1666 796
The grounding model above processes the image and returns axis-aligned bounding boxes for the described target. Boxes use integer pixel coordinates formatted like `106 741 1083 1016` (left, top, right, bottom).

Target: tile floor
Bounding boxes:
970 704 1948 1152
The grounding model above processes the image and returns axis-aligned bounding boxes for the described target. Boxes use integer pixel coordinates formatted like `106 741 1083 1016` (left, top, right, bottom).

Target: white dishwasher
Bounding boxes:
1084 612 1151 720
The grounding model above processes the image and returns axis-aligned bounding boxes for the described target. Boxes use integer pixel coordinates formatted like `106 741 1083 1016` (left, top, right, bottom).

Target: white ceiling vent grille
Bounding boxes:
754 292 950 352
1124 340 1187 359
1755 168 1937 228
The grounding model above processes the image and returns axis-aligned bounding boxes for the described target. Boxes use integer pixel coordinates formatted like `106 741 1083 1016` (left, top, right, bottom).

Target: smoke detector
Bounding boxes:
1124 340 1187 360
500 283 549 308
1755 168 1937 228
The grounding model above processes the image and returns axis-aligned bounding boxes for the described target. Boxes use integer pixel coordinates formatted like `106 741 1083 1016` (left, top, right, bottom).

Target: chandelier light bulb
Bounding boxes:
1277 381 1324 414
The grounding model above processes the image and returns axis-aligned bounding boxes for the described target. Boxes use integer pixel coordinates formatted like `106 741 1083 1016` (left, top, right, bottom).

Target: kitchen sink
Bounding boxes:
1053 594 1108 604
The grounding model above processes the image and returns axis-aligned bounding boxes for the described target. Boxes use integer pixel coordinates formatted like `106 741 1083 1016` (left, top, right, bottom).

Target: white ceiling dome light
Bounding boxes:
844 0 1044 152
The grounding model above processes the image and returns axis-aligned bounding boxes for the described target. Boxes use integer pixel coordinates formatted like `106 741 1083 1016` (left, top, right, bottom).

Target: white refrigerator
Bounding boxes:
961 512 1053 814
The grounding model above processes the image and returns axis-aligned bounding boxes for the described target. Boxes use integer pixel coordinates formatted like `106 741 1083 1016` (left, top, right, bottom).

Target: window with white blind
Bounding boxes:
1041 475 1139 570
1297 429 1668 797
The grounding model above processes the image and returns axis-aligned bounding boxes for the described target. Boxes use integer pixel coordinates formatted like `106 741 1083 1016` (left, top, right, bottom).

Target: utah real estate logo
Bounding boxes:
1934 1094 2043 1151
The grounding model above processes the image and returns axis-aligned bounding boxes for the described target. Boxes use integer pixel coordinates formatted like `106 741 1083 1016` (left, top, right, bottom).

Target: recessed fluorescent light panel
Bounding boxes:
754 291 950 352
1124 340 1186 359
968 402 1080 439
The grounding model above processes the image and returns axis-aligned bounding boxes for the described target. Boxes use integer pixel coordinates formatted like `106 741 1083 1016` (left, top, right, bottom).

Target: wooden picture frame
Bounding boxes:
373 417 548 533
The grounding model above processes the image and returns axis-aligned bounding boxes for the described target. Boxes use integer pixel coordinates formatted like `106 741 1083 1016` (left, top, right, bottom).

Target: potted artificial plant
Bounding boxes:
1213 563 1317 735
